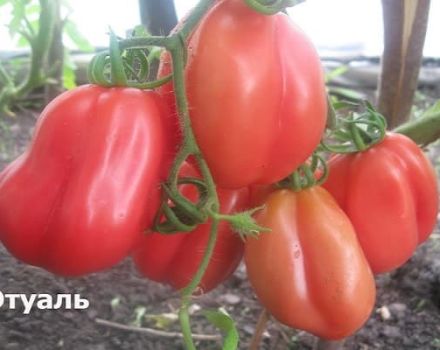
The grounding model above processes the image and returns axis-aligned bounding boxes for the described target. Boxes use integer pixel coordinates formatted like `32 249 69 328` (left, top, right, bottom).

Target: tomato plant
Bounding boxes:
2 1 439 349
323 132 438 273
0 84 175 276
245 187 376 340
133 162 248 293
158 0 327 189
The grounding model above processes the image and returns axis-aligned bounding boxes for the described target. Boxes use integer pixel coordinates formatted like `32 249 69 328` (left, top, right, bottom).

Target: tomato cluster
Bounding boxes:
0 0 437 342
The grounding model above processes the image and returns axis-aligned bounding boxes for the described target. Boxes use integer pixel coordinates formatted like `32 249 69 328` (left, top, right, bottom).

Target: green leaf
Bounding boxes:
62 62 76 90
325 65 349 83
9 0 26 37
64 20 94 52
25 4 41 18
203 309 239 350
131 24 150 38
62 49 77 89
330 87 364 101
17 35 29 47
420 100 440 119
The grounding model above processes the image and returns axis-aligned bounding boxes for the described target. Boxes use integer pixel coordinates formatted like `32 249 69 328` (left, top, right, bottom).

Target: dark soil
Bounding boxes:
0 108 439 350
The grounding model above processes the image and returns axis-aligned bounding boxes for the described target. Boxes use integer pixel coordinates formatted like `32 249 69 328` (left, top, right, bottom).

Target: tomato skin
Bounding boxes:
245 187 376 340
0 84 175 276
323 133 439 274
158 0 327 189
133 162 249 293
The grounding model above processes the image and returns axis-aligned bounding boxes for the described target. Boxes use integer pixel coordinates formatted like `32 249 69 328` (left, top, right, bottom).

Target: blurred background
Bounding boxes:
1 0 439 56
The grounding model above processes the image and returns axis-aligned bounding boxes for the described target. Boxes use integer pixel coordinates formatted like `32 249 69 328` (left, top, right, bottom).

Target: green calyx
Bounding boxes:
210 206 271 241
321 101 387 154
244 0 305 15
277 153 329 192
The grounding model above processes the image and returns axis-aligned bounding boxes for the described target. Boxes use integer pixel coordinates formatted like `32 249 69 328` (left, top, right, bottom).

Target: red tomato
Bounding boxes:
323 132 439 273
245 187 376 340
158 0 327 189
0 84 175 276
133 162 249 293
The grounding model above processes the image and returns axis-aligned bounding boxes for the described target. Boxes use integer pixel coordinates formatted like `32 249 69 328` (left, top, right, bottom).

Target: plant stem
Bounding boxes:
0 62 14 87
160 1 221 349
395 108 440 146
249 309 270 350
179 0 216 39
179 303 197 350
119 0 215 51
179 219 220 349
0 0 57 113
45 0 64 103
15 0 57 99
181 220 219 296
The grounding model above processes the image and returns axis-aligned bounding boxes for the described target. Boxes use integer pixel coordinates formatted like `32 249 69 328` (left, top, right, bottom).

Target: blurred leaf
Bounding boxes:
25 4 41 18
9 0 26 37
330 87 364 101
63 50 77 89
332 100 359 110
148 47 163 62
325 65 348 83
64 20 93 52
131 24 150 38
132 306 147 327
0 0 11 7
110 296 120 310
421 100 440 119
17 36 29 47
145 312 179 329
204 309 239 350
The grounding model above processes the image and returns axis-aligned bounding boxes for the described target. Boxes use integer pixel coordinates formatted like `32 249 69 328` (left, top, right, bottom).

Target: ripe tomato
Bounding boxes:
158 0 327 189
0 85 175 276
245 187 376 340
323 132 439 273
133 162 249 293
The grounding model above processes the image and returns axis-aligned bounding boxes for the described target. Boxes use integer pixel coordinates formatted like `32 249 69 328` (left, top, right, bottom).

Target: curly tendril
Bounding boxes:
153 176 211 234
321 102 387 153
244 0 304 15
87 30 172 89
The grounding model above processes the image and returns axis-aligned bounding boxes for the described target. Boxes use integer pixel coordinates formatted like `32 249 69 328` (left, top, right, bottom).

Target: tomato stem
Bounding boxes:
109 30 128 86
249 309 270 350
277 153 329 191
321 102 387 154
159 1 225 348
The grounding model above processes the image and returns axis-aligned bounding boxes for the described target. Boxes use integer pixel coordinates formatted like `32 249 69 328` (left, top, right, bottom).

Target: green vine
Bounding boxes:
0 0 57 115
